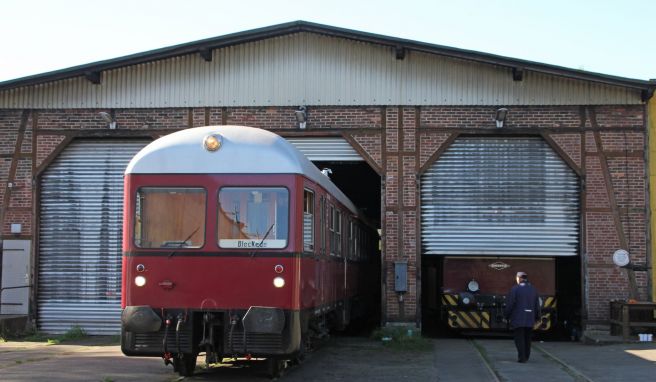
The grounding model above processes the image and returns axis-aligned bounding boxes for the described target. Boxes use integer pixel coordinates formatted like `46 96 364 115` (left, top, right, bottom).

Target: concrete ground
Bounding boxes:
1 335 655 382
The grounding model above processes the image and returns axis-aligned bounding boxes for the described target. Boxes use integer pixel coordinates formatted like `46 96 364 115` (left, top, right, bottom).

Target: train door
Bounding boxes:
319 195 326 307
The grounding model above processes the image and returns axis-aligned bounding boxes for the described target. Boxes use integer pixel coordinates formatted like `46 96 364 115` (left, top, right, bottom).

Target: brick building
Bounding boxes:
0 21 654 334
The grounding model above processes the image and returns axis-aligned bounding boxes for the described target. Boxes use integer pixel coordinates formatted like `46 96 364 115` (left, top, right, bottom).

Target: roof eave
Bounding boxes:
0 20 653 94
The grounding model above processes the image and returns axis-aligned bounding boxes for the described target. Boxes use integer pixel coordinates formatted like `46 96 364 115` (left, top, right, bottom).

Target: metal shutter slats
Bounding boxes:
421 137 579 257
38 140 149 334
286 138 363 161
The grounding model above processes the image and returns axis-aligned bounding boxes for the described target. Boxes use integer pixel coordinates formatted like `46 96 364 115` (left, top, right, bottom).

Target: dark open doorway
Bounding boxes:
312 161 381 227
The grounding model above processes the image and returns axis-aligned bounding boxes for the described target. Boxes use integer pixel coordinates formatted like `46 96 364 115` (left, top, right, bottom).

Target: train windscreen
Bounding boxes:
134 187 206 248
218 187 289 249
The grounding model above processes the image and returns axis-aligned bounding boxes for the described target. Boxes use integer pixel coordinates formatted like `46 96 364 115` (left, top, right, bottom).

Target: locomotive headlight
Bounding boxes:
273 277 285 288
203 134 222 152
134 275 147 287
467 279 480 293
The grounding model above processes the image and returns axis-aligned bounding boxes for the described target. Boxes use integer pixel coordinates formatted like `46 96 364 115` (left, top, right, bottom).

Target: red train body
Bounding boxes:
120 126 379 376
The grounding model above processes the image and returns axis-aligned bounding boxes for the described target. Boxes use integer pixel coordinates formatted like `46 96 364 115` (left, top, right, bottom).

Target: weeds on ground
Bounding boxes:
371 326 432 351
21 325 87 345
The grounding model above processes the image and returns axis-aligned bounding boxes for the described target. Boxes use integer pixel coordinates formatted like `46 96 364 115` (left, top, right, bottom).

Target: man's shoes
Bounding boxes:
517 359 527 363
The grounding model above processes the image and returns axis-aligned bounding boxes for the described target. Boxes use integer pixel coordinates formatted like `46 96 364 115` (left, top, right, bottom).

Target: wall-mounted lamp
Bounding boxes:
495 108 508 128
99 111 117 129
295 106 307 129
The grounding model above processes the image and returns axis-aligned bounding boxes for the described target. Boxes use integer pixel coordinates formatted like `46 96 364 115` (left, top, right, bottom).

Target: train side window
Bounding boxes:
303 189 314 252
335 210 342 257
320 197 325 255
354 224 360 261
348 220 354 260
357 226 363 261
328 205 335 256
134 187 206 248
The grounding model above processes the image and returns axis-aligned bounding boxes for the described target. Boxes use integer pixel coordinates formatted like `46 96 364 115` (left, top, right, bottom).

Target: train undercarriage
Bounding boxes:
121 303 362 377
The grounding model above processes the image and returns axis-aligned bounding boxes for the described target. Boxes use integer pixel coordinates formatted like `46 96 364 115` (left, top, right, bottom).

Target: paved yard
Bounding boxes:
1 335 655 381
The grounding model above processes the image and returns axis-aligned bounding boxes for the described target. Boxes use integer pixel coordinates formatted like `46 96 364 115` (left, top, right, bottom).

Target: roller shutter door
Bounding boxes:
286 137 363 161
38 140 149 334
421 137 579 257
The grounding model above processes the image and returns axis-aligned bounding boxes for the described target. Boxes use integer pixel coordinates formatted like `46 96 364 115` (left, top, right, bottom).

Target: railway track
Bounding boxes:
470 338 595 382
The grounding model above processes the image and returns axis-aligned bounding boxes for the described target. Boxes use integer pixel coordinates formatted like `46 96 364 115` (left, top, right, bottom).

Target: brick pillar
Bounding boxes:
382 106 419 325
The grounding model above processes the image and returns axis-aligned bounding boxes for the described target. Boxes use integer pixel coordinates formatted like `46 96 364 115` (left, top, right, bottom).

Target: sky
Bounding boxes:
1 0 654 83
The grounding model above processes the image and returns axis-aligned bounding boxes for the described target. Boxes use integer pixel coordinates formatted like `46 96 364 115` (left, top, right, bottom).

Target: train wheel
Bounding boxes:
173 353 197 377
266 358 286 379
294 333 311 365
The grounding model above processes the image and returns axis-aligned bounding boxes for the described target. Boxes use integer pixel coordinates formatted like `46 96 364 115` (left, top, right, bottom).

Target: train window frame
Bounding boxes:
348 220 354 260
303 189 315 252
320 196 326 256
335 209 342 257
133 186 207 249
328 204 335 256
216 186 290 250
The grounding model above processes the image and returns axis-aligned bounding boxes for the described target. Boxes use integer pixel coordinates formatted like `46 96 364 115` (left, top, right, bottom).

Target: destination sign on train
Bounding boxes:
219 239 287 249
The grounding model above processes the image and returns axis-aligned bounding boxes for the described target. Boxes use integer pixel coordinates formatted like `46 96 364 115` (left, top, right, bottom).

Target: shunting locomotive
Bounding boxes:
120 126 379 376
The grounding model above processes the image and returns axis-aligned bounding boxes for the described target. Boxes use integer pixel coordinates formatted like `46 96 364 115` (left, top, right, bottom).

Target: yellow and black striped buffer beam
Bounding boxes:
442 294 458 307
446 309 491 329
543 296 556 309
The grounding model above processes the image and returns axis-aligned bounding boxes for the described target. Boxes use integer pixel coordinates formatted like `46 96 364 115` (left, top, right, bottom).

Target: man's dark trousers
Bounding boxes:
513 327 532 362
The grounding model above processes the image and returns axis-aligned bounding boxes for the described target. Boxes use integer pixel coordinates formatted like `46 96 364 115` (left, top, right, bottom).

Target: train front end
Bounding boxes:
440 257 556 332
120 126 305 376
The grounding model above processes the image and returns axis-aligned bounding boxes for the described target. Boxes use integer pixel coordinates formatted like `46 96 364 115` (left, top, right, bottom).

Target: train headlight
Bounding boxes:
274 264 284 274
458 292 476 307
467 279 480 293
135 275 147 287
273 277 285 288
203 134 222 152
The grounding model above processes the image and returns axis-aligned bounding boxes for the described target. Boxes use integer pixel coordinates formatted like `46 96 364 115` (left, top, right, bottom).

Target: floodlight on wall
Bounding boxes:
99 111 117 129
495 108 508 128
295 106 307 129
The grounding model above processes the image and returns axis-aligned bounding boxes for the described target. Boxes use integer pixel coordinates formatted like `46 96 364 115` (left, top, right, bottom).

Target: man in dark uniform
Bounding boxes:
504 271 540 363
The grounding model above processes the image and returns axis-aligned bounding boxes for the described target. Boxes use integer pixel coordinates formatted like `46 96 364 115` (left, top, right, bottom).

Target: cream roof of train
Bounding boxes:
125 125 358 214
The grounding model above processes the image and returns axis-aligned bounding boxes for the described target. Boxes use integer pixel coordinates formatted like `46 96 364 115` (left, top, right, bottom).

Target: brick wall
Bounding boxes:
0 104 648 326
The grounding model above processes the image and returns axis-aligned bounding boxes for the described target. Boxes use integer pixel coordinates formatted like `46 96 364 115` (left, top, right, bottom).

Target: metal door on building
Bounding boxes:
1 240 31 315
420 137 579 257
38 140 149 334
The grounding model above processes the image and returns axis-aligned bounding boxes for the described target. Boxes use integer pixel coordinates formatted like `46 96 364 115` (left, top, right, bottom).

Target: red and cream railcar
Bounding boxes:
120 126 379 376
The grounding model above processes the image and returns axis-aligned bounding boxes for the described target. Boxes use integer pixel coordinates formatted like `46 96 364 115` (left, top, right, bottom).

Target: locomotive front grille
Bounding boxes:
225 330 283 354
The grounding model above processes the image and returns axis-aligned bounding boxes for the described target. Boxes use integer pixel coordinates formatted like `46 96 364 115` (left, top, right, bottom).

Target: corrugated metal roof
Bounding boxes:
0 33 645 108
0 20 653 95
